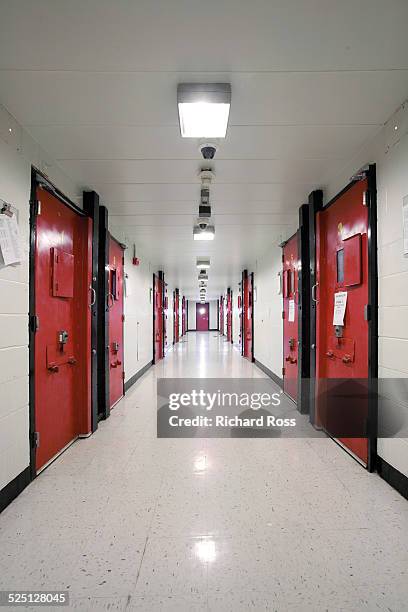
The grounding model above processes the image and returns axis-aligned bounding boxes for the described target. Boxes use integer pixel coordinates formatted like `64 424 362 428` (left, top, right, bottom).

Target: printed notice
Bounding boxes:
288 299 295 322
0 214 23 266
403 195 408 256
333 291 347 326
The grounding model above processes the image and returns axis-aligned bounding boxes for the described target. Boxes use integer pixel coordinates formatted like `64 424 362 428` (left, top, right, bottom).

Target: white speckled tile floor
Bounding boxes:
0 333 407 611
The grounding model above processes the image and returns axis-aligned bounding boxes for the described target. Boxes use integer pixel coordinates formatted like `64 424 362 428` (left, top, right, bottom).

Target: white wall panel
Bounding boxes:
209 301 218 330
188 300 196 331
122 247 153 381
253 247 283 378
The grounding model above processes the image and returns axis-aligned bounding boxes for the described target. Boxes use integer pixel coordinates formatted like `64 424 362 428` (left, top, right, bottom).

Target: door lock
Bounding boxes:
112 341 120 353
58 330 69 347
334 325 343 338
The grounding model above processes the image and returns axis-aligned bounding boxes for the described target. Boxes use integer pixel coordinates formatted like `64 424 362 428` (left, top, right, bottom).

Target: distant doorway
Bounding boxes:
196 303 209 331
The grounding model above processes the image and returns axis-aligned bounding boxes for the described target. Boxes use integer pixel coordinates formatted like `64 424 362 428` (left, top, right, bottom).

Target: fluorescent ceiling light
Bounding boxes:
196 259 210 269
178 83 231 138
193 225 215 241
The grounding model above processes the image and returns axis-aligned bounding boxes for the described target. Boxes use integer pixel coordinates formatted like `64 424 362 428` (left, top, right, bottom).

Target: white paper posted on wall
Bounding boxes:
0 213 24 266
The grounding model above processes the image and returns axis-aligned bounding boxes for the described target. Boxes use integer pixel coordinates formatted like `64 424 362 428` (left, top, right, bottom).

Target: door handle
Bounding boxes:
89 285 96 307
311 283 319 303
107 292 115 309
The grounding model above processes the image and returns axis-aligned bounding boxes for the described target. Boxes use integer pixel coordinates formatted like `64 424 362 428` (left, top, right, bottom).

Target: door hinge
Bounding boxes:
282 311 285 319
282 367 286 376
31 199 41 216
363 190 370 207
121 314 125 322
364 304 371 321
30 315 40 332
32 431 40 448
122 372 125 380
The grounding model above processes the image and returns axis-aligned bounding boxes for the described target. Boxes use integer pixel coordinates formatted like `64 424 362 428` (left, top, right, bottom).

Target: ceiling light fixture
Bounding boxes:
177 83 231 138
196 259 210 269
193 225 215 241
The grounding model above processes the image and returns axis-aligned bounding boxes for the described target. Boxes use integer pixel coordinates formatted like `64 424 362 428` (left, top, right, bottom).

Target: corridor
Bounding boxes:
1 333 407 611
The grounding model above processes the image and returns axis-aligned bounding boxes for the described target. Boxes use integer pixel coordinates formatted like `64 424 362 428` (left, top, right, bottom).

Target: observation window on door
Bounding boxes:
110 268 118 300
336 248 344 284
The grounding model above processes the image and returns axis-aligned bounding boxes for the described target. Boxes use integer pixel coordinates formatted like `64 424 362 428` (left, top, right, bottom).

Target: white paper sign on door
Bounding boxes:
0 214 24 266
288 299 295 322
333 291 348 325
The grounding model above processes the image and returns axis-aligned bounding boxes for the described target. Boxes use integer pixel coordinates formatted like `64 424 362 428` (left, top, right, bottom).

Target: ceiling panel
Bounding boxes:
27 124 378 161
58 158 337 186
1 0 408 71
1 1 407 299
0 71 407 127
106 201 298 215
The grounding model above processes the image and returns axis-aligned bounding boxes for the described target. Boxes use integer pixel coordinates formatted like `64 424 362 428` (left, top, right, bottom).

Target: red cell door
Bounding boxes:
182 296 187 336
243 271 254 361
108 236 124 409
219 296 224 334
34 185 92 472
283 233 299 402
226 290 232 342
196 303 209 331
153 274 164 362
173 290 180 343
315 177 371 465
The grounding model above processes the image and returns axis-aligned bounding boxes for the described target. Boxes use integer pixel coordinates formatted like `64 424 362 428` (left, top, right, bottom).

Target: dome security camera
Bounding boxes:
199 143 218 160
198 219 209 230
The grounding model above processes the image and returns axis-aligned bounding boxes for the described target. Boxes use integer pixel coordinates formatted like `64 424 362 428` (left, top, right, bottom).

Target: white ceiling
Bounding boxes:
1 0 408 299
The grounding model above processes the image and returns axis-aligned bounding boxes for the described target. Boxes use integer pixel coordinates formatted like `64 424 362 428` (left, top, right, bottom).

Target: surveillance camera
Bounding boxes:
198 219 209 230
199 143 218 160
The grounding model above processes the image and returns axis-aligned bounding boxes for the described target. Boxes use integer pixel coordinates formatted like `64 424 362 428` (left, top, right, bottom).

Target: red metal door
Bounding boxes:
181 295 187 336
173 291 180 343
34 186 92 472
219 296 224 334
283 233 299 402
227 291 232 342
108 236 124 409
315 178 369 465
153 275 164 362
196 303 209 331
243 272 253 360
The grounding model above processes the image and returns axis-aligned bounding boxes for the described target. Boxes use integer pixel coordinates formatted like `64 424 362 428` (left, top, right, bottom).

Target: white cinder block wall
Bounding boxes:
324 101 408 479
188 300 196 330
106 227 154 381
0 105 81 493
253 248 283 377
209 300 218 329
123 249 153 379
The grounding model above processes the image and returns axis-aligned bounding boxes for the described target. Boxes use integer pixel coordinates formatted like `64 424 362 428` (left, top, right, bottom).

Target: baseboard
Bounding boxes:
0 467 31 514
124 360 153 392
254 359 283 388
377 456 408 501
